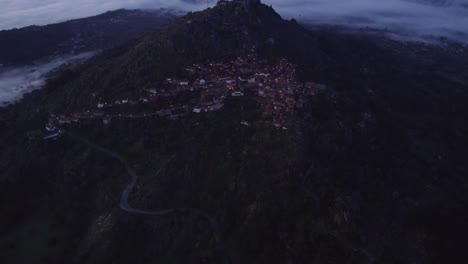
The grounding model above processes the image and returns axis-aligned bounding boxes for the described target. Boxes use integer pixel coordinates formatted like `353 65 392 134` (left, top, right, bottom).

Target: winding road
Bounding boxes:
65 132 229 263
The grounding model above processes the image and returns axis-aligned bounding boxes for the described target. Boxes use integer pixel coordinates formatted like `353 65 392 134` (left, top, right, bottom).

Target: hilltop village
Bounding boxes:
44 48 326 139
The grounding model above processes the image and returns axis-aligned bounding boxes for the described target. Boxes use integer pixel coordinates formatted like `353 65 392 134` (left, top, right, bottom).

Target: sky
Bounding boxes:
1 0 468 41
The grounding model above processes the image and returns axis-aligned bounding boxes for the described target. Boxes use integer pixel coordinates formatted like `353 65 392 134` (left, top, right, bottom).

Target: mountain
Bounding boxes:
1 1 468 264
0 9 179 67
34 0 327 112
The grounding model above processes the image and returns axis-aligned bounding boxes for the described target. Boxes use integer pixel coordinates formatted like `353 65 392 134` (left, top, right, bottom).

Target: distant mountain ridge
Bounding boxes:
0 9 179 67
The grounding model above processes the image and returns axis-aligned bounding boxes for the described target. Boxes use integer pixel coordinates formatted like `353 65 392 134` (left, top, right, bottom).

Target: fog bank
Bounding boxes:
269 0 468 42
0 52 94 106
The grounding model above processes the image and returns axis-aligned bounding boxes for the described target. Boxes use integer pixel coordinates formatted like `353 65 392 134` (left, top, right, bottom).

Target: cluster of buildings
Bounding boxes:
44 48 327 139
177 50 326 129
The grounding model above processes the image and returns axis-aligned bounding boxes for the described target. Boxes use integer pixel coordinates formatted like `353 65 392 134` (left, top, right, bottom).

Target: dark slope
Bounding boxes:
38 0 327 111
1 1 468 264
0 9 178 67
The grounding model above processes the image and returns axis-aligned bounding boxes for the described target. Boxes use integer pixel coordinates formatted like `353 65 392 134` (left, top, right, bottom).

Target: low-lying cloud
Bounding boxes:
0 52 94 106
269 0 468 42
1 0 468 42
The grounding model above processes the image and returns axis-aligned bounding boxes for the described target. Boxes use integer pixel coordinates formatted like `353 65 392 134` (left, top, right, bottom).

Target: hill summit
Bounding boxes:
41 0 325 111
217 0 262 11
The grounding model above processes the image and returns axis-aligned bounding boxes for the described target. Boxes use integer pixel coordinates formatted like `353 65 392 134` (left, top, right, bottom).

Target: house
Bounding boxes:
247 77 256 83
272 120 282 128
256 73 270 78
232 91 244 97
208 102 223 111
193 108 202 113
46 123 56 132
199 79 206 85
43 133 61 140
241 120 250 126
58 116 71 125
147 89 157 94
180 81 189 86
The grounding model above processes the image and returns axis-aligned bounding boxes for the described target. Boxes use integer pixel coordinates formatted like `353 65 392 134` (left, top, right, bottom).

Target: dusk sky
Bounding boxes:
1 0 468 41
